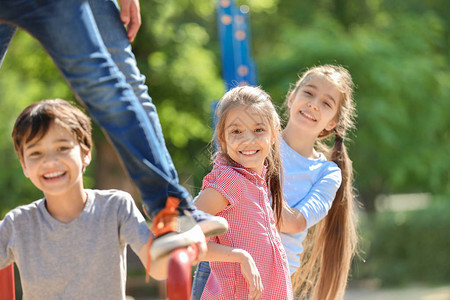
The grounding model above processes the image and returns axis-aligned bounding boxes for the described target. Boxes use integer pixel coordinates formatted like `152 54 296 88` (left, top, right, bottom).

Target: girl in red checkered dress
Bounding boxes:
194 85 293 300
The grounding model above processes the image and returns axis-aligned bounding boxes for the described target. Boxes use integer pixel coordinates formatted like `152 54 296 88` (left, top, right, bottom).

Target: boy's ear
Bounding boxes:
19 159 30 178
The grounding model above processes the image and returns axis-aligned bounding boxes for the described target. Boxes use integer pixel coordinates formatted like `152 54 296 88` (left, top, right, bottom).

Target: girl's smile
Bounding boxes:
299 110 317 122
240 150 259 155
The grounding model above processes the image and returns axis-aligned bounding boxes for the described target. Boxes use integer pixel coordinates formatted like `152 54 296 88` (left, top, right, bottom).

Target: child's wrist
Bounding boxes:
233 249 251 264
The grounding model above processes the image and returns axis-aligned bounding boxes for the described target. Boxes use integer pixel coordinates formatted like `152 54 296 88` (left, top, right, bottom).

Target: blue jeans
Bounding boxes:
0 0 192 217
191 261 211 300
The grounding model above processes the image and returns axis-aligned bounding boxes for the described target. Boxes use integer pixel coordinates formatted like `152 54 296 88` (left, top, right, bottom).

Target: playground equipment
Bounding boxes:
0 264 15 300
0 219 15 300
166 245 199 299
212 0 258 129
217 0 258 90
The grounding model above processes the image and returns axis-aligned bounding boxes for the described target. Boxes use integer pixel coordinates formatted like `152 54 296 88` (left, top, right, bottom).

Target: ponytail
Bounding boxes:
292 136 358 300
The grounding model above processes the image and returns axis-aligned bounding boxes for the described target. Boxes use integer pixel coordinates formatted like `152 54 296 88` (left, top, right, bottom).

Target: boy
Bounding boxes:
0 99 194 297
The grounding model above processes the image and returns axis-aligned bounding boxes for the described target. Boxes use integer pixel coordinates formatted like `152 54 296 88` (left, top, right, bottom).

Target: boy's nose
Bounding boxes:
43 152 58 164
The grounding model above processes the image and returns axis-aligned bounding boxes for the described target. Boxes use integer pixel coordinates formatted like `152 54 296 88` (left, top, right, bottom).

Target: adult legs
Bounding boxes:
0 23 16 67
87 0 191 211
87 0 228 255
0 0 176 217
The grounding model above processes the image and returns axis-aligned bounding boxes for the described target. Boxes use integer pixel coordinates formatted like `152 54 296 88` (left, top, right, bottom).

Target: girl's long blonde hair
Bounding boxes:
214 85 285 227
287 65 358 300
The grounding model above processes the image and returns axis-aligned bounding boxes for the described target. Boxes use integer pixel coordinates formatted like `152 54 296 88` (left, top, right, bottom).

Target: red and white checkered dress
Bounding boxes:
200 155 293 300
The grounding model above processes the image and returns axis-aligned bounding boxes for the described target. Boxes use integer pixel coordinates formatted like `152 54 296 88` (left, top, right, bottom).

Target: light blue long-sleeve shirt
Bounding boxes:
279 137 342 275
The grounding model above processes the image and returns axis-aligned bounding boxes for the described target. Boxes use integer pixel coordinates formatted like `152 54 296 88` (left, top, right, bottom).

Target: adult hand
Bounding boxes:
118 0 141 42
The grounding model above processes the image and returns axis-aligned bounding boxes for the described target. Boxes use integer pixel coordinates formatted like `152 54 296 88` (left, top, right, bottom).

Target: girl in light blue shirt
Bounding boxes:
281 65 358 300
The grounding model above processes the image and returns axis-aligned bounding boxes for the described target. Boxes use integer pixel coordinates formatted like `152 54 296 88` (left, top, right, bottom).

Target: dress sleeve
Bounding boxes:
292 166 342 228
202 166 242 208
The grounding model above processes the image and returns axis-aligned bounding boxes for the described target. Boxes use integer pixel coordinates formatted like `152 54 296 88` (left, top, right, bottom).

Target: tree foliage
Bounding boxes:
0 0 448 216
250 0 449 208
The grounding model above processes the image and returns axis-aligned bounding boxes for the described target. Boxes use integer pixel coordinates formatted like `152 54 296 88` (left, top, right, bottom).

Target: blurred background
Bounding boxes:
0 0 448 298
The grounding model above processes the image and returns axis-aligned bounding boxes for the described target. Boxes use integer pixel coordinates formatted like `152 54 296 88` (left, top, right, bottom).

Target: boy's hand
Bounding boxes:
118 0 141 42
238 250 263 300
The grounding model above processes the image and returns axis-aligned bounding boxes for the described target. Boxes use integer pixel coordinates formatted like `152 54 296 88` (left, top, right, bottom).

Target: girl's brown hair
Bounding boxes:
214 85 285 227
287 65 358 300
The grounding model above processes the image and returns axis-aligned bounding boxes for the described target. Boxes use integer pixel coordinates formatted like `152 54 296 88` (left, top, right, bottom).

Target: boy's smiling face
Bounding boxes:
20 121 91 198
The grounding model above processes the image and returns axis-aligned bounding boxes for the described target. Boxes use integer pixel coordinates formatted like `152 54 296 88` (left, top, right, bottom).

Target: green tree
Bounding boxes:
1 0 448 216
0 32 74 215
249 0 449 210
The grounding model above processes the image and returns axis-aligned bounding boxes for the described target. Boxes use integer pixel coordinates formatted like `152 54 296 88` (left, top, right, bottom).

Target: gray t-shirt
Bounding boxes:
0 189 150 299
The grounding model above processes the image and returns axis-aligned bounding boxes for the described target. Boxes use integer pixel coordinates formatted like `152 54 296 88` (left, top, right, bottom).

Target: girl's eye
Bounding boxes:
58 146 71 152
231 129 241 134
323 101 332 108
255 128 265 133
303 90 312 96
